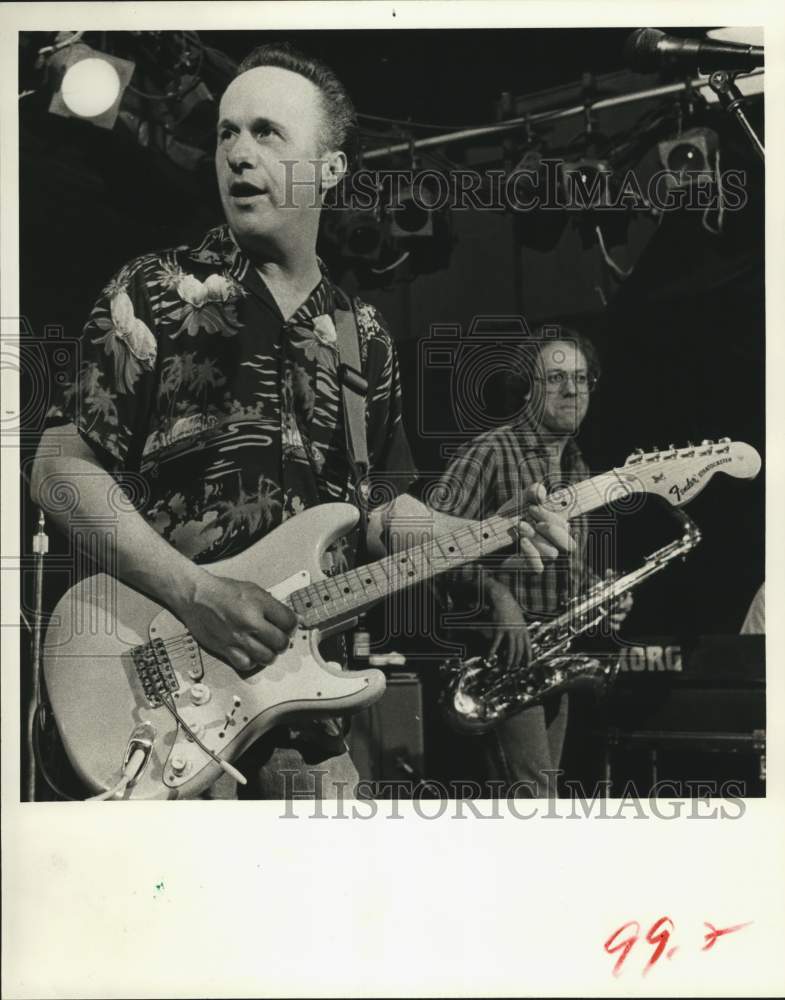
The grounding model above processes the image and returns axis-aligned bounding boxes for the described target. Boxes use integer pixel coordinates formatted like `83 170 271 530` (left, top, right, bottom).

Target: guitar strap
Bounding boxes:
333 289 370 541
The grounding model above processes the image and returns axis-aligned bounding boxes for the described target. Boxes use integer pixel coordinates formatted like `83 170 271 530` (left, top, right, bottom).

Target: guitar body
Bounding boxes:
43 503 387 800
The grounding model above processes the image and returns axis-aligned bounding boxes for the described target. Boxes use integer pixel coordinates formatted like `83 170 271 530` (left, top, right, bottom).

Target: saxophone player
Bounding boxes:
432 327 632 797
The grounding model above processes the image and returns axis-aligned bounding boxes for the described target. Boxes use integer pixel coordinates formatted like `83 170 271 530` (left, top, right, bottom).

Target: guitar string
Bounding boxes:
151 454 699 657
152 471 625 652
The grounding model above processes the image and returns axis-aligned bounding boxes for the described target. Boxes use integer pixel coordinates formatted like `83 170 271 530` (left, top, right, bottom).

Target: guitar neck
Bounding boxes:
289 469 628 628
540 470 625 518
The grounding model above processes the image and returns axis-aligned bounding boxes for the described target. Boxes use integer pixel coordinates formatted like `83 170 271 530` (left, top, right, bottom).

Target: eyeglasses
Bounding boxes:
534 371 599 393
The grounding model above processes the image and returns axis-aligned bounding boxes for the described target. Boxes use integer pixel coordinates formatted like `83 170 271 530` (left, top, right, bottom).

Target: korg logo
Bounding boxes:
617 645 683 673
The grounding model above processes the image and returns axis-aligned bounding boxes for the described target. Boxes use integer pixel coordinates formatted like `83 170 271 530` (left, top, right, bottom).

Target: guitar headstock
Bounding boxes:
619 439 761 506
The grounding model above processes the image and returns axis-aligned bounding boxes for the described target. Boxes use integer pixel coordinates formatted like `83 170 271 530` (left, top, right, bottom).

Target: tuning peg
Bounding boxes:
701 439 713 446
686 440 694 447
718 436 730 444
626 448 644 464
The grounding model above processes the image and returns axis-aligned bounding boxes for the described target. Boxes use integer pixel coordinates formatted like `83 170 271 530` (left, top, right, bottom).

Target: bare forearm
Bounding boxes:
29 427 203 616
366 492 472 555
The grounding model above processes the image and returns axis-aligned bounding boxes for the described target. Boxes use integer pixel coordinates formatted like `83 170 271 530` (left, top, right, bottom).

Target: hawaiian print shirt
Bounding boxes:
47 224 418 767
48 224 417 572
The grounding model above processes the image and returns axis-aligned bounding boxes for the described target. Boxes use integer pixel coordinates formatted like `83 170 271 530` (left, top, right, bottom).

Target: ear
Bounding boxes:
319 150 348 194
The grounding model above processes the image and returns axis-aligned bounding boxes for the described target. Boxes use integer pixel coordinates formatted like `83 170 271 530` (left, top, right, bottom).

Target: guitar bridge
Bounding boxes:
131 638 180 707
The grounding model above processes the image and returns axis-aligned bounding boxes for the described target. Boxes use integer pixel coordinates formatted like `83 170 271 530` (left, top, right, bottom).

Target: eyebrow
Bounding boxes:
217 116 288 138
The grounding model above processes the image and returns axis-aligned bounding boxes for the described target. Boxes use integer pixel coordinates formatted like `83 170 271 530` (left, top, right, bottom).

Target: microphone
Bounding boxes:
624 28 764 73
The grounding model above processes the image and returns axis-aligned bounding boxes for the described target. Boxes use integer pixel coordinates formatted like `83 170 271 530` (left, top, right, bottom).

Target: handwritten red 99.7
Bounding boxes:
604 918 752 976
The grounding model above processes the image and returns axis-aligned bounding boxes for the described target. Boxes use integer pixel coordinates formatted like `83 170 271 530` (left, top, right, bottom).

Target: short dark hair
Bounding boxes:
235 42 357 156
504 325 602 401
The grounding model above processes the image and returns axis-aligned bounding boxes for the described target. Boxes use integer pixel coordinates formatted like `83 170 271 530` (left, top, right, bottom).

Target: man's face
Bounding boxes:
215 66 327 244
530 340 591 435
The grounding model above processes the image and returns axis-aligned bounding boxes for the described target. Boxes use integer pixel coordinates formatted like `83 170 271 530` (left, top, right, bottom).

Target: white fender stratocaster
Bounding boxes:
42 438 760 799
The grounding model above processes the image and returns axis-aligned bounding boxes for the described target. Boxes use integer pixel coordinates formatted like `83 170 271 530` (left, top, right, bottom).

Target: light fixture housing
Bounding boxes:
322 207 387 263
388 183 438 239
49 42 135 130
658 127 719 189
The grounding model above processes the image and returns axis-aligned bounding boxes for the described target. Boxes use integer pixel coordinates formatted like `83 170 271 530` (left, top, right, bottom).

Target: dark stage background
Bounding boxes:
19 27 765 635
18 29 765 794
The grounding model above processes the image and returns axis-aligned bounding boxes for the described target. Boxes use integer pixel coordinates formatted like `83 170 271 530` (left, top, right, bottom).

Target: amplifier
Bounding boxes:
599 634 765 795
349 672 425 784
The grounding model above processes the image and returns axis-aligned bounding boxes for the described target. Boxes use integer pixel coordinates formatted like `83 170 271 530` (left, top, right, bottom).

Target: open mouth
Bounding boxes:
229 181 267 199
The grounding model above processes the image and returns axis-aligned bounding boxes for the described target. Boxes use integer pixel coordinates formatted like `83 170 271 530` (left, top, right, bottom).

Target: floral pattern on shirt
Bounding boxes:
47 224 417 568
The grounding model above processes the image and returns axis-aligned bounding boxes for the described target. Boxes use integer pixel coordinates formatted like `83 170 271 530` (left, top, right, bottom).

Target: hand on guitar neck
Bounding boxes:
498 481 575 572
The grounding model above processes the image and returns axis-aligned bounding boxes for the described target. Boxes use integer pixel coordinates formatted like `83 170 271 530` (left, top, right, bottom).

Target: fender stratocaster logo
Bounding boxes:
668 456 732 503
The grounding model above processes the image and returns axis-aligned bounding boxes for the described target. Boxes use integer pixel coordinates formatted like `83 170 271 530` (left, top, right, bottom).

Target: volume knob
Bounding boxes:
190 683 211 705
170 754 188 775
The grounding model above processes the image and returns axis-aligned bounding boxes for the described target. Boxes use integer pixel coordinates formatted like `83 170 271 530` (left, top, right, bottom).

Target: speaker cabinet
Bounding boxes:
349 672 425 783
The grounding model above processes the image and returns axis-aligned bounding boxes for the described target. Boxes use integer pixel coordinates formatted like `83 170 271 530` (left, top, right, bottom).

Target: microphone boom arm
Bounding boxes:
708 70 765 161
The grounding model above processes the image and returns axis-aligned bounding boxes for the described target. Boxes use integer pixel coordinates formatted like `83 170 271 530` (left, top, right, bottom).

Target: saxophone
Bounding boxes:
440 512 701 734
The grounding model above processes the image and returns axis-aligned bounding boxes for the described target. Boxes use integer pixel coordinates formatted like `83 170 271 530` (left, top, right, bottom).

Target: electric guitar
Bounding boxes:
43 438 760 799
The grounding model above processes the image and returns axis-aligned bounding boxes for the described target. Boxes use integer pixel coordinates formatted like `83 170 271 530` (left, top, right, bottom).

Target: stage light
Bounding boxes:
49 42 135 130
559 156 616 209
507 149 569 252
61 58 121 118
658 127 718 188
321 207 387 263
389 183 439 239
387 178 454 273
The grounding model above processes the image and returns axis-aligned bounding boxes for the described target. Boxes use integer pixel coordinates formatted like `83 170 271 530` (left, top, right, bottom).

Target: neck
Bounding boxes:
548 435 569 461
237 231 322 321
256 257 322 295
232 214 322 287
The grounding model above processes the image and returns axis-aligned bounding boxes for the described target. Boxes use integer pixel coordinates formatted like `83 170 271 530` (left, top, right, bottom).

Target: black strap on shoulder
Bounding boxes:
333 291 371 559
333 290 369 486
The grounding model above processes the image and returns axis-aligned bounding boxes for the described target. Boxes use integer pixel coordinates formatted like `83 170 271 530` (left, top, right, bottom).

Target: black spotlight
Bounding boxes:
321 207 387 263
507 149 569 252
658 127 719 188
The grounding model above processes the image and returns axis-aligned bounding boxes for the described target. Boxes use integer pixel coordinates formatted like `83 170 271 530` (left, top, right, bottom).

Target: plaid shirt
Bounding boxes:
431 418 595 620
